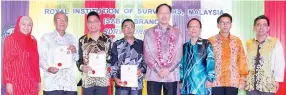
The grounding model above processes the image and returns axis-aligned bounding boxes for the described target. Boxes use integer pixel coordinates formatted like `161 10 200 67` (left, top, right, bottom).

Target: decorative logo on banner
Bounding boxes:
2 25 15 38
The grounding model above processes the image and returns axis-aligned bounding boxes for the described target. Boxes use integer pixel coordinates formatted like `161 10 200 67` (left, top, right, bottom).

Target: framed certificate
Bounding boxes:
88 53 106 77
120 65 138 87
53 46 73 69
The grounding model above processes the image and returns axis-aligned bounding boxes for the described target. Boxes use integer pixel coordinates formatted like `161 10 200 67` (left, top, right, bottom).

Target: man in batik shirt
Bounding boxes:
144 3 183 95
245 15 285 95
77 11 112 95
111 19 146 95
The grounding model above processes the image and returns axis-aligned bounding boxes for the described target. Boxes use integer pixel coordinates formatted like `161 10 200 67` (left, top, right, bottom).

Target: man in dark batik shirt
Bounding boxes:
77 11 112 95
111 19 147 95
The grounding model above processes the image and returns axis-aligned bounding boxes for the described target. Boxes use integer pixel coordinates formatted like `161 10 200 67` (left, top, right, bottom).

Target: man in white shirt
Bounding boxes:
39 12 78 95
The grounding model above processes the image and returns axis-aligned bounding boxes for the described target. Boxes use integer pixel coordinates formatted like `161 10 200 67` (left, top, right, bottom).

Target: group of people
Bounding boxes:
3 3 285 95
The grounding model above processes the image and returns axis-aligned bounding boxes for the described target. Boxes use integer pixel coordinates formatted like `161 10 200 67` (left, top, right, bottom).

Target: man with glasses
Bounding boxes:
245 15 285 95
208 13 248 95
180 18 215 95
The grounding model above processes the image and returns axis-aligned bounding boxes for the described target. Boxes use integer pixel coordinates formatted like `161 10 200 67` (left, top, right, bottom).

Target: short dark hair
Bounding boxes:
87 11 100 20
254 15 270 26
121 19 135 29
187 18 202 28
155 3 172 13
217 13 232 24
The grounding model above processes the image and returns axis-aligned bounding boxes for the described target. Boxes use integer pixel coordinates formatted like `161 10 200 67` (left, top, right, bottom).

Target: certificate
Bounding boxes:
88 53 106 77
53 46 73 69
120 65 138 87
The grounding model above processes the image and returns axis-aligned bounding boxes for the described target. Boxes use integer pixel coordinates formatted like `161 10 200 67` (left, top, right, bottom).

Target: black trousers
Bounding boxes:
212 87 238 95
247 90 275 95
43 90 77 95
83 86 108 95
115 87 142 95
147 81 178 95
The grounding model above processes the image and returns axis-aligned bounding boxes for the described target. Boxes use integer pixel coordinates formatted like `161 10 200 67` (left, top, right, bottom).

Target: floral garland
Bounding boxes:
154 26 176 68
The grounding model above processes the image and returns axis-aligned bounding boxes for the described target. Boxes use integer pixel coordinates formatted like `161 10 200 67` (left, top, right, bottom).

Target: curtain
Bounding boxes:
265 1 286 95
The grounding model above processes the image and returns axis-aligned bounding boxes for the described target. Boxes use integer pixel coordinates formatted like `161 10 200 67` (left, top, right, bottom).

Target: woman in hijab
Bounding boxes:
3 16 40 95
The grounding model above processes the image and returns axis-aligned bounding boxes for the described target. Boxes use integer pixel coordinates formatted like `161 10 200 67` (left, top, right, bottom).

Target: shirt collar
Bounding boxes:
254 35 271 43
54 30 67 38
218 32 231 40
188 37 203 45
87 32 103 40
156 24 172 31
122 37 139 44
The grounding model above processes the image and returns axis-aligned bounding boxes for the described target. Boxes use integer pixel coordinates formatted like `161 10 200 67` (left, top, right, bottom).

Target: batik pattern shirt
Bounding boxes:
180 38 215 95
77 33 112 88
208 33 248 88
245 36 285 93
111 38 147 90
39 30 78 91
144 25 183 82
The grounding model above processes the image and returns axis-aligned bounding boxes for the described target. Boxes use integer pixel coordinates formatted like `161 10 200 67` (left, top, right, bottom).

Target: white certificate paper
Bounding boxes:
53 46 73 69
88 53 106 77
120 65 138 87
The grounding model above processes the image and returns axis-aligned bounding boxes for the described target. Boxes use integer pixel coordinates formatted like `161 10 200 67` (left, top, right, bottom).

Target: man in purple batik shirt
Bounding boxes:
143 3 183 95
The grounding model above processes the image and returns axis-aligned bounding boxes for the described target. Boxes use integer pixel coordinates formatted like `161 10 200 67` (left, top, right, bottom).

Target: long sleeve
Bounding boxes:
77 39 84 72
169 33 183 72
138 40 147 74
237 39 248 79
106 38 113 74
106 38 113 64
3 37 16 84
179 44 186 83
206 41 216 82
138 59 146 79
274 40 285 82
143 31 160 73
32 39 41 82
138 57 147 74
39 35 50 71
71 35 79 62
110 42 119 78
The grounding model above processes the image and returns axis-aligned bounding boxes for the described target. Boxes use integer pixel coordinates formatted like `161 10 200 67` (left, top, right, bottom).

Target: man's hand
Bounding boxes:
159 68 170 78
114 78 123 86
239 79 246 89
137 69 142 76
206 81 212 88
81 65 92 73
47 67 59 74
68 45 76 53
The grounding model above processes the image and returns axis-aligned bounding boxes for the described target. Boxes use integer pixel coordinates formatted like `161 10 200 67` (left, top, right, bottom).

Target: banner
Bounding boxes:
1 0 286 95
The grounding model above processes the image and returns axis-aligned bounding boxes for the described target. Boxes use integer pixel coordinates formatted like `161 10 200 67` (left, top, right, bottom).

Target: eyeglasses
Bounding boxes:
158 12 171 15
87 20 100 24
256 24 268 27
56 18 67 22
219 21 231 25
188 26 200 29
123 26 134 30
